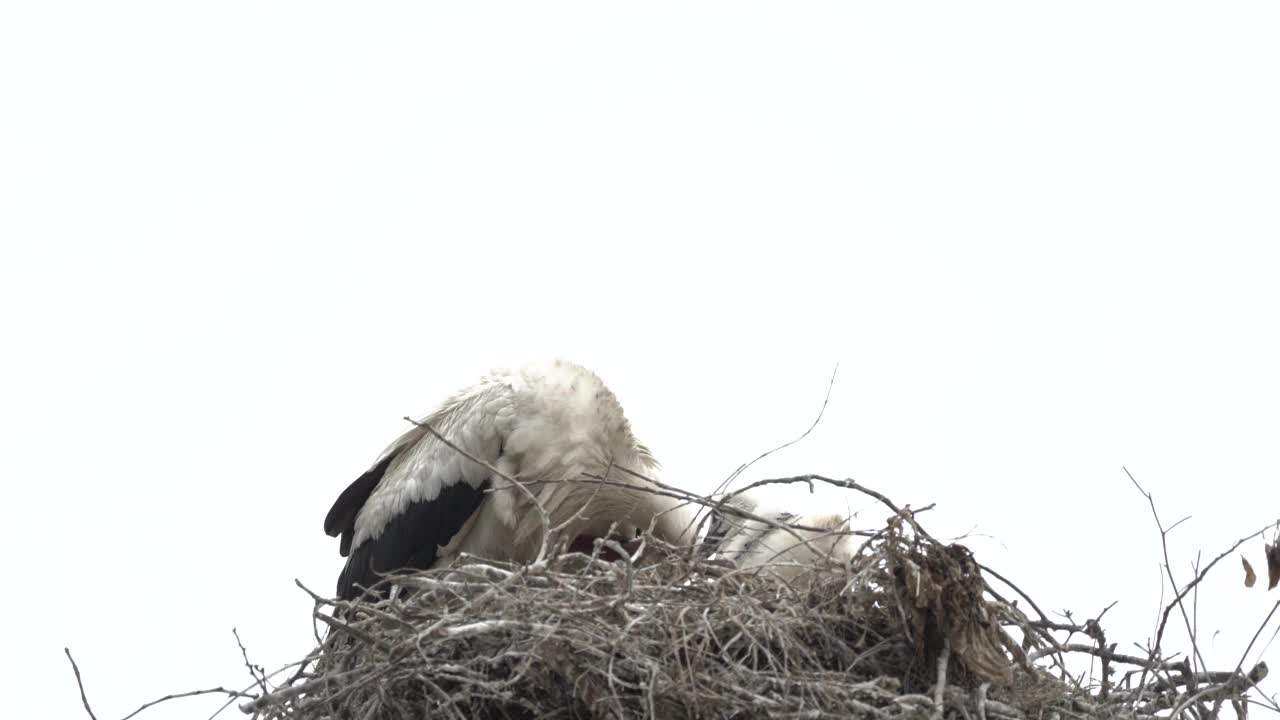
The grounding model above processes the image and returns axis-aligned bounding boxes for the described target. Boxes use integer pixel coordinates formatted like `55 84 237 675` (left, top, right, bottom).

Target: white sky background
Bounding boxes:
2 2 1279 717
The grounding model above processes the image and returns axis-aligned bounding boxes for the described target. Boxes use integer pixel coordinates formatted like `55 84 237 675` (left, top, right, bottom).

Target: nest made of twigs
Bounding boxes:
247 508 1136 720
224 473 1271 720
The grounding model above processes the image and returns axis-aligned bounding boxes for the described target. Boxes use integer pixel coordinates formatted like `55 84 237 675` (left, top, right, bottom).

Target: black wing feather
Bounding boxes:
324 451 401 557
335 478 490 600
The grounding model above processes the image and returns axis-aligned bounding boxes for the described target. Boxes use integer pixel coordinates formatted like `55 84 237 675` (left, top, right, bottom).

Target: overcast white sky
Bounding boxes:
3 2 1279 718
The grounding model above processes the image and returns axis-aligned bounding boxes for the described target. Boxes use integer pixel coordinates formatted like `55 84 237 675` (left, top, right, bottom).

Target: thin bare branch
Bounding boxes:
63 648 98 720
716 362 839 496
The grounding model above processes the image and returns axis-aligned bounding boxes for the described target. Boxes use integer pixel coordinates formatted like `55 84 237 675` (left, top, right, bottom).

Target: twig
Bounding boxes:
980 565 1060 634
580 472 879 566
238 669 367 714
118 687 255 720
63 648 98 720
204 654 320 720
232 628 269 696
1234 599 1280 681
1028 643 1177 671
1168 663 1269 719
314 610 391 652
730 474 917 529
931 638 950 720
1125 467 1207 675
716 362 839 496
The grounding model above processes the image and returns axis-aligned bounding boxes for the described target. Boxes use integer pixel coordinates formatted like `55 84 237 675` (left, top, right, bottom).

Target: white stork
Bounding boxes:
324 359 694 600
703 487 856 580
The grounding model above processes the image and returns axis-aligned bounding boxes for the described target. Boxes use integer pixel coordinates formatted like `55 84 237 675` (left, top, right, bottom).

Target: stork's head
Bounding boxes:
702 486 856 577
701 487 796 558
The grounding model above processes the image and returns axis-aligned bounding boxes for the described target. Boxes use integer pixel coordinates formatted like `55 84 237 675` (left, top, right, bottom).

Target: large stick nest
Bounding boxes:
240 488 1267 720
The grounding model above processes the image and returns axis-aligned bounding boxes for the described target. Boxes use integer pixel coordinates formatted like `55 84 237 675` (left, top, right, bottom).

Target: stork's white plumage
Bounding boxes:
324 359 694 600
704 487 856 580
